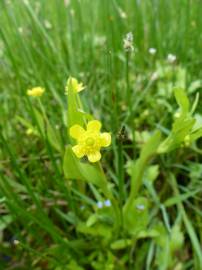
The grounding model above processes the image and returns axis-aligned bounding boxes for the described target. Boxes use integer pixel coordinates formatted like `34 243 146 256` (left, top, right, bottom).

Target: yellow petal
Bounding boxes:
77 83 85 92
87 120 101 132
87 151 101 163
72 145 85 158
69 125 85 140
100 132 111 147
27 87 45 97
66 77 85 94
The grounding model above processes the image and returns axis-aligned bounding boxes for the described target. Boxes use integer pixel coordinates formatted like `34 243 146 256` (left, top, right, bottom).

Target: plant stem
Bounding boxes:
117 141 126 206
125 51 136 157
96 162 122 234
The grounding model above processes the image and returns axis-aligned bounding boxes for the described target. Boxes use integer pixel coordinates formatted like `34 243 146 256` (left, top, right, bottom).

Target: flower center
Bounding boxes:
85 137 95 146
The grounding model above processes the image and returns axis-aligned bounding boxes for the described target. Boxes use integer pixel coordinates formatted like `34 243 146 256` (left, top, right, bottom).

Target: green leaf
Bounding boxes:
154 224 171 270
124 132 161 221
176 66 186 89
170 225 184 252
86 214 98 227
33 108 45 136
67 79 85 128
17 116 37 132
32 109 63 152
66 260 85 270
77 222 111 238
188 80 202 94
158 89 202 153
164 190 197 207
130 131 161 197
144 165 159 184
47 122 62 153
190 92 200 114
0 215 13 231
123 197 149 236
110 239 132 250
190 128 202 142
193 113 202 131
174 87 189 115
63 146 108 193
137 229 159 239
77 109 94 121
158 117 195 153
170 174 202 268
140 131 162 161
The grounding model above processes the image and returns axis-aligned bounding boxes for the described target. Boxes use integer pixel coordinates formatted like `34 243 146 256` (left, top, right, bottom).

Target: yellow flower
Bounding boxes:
65 77 85 94
70 120 111 163
27 87 45 97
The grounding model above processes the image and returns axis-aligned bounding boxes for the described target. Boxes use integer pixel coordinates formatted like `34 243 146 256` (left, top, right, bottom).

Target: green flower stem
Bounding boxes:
125 51 136 157
124 131 161 215
117 141 126 206
124 158 148 215
38 98 49 123
126 51 131 111
124 151 158 219
95 162 122 234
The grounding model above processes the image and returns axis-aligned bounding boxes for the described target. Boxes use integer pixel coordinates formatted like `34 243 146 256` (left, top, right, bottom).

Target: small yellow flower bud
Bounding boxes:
65 77 85 95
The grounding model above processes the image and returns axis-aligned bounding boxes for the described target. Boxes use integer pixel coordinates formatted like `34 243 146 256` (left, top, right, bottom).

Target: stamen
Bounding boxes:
86 137 95 146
